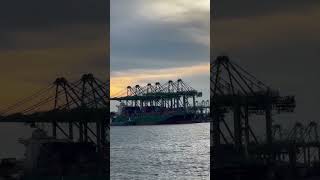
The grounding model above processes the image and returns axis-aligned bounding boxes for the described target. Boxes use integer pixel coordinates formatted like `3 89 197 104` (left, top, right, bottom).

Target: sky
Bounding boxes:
110 0 210 111
212 0 320 130
0 0 109 158
0 0 109 109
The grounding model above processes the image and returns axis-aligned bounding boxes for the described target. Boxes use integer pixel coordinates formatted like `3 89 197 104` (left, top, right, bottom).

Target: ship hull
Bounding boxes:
22 176 108 180
111 112 199 126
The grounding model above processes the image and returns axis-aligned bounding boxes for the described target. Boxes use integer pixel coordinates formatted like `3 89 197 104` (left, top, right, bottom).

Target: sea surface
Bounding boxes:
110 123 210 180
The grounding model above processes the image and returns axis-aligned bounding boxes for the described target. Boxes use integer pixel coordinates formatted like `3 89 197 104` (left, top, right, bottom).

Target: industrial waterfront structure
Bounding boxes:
0 74 109 178
111 79 209 125
210 56 320 179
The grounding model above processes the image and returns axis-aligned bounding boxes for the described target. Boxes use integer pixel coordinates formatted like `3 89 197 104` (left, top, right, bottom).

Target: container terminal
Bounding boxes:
0 74 109 179
110 79 209 125
211 55 320 180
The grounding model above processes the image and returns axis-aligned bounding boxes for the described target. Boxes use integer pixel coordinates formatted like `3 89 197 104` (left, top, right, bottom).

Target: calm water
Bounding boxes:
110 123 210 180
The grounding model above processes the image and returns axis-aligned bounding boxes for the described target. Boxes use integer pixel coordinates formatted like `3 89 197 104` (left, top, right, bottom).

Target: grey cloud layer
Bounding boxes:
111 0 209 71
0 0 108 30
0 0 109 54
212 0 320 19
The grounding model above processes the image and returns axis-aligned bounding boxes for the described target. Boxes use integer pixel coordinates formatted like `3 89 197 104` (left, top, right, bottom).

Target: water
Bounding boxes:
110 123 210 180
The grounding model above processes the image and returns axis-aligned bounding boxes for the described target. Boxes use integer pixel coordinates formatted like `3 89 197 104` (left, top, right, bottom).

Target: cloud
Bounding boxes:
212 5 320 52
0 0 108 31
139 0 209 22
212 0 320 19
111 0 209 71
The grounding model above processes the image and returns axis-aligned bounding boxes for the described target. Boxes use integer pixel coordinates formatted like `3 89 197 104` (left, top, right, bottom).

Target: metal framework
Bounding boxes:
111 79 208 115
0 73 109 174
210 56 297 168
272 122 320 167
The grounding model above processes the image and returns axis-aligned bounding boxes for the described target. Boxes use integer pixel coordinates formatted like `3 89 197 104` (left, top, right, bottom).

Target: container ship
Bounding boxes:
111 103 203 125
110 79 209 126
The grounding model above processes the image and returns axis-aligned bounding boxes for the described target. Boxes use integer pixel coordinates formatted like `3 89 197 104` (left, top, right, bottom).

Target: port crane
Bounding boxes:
210 56 300 172
111 79 209 121
0 73 109 175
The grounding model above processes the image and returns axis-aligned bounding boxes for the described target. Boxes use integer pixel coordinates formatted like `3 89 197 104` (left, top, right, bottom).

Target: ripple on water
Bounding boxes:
111 123 210 180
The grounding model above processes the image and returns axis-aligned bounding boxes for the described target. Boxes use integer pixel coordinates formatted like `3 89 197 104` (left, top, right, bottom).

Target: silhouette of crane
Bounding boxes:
0 73 109 175
210 55 301 178
110 79 209 123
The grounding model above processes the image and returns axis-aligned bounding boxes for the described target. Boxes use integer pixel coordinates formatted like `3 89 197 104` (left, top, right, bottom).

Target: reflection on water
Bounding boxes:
111 123 210 180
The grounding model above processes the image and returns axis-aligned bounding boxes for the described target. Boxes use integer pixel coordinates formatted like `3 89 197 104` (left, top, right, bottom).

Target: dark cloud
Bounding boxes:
212 0 320 19
0 0 109 54
0 0 109 82
0 0 108 30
